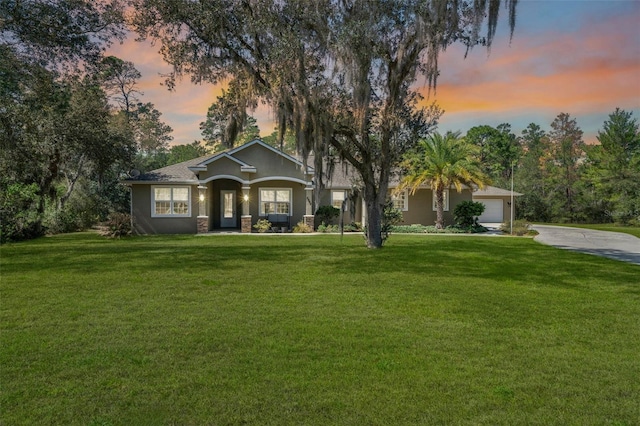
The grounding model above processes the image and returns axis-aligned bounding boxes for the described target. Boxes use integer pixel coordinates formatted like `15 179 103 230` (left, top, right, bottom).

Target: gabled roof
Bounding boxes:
188 152 255 173
473 185 523 197
229 139 312 172
122 139 313 185
122 154 214 184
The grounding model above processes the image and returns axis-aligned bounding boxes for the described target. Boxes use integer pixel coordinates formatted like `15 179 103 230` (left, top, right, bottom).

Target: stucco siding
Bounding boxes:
199 156 244 181
315 189 357 225
398 188 472 227
239 180 308 229
398 189 432 225
235 144 307 182
131 184 198 234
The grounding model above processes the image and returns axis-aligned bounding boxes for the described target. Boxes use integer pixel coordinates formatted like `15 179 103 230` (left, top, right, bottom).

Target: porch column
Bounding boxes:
197 185 209 234
241 186 252 233
361 198 368 229
304 185 315 231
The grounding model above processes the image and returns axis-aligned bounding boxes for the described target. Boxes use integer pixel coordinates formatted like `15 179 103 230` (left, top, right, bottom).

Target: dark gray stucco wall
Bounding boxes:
131 184 198 234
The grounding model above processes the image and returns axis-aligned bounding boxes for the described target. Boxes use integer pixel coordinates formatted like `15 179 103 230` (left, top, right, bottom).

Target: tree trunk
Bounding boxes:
59 155 86 210
359 150 390 249
363 180 384 249
435 186 445 229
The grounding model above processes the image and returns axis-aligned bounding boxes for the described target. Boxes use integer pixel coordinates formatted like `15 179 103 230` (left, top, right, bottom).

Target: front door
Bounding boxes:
220 190 236 228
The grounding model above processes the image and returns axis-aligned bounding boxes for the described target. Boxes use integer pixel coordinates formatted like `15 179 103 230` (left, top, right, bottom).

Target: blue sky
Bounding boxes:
432 0 640 143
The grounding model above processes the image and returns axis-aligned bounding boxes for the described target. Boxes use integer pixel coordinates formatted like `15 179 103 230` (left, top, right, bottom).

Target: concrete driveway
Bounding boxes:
532 225 640 266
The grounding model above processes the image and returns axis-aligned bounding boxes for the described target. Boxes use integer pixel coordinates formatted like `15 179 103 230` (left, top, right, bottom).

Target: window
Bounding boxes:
432 189 449 211
331 190 347 210
259 188 292 216
391 189 408 211
152 186 191 217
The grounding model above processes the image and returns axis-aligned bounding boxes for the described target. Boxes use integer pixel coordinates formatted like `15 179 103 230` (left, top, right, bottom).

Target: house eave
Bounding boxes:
121 180 199 185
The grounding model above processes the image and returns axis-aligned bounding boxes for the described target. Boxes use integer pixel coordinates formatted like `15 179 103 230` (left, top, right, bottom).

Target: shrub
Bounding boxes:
0 182 42 243
453 201 485 227
449 224 488 233
500 220 532 236
292 221 313 233
343 222 363 232
317 222 339 233
43 207 83 234
381 201 403 241
100 212 132 238
390 224 433 233
315 205 340 224
390 224 482 234
253 218 272 233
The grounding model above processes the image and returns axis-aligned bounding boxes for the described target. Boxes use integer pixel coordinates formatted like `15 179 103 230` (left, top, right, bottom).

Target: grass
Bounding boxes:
548 223 640 238
1 232 639 425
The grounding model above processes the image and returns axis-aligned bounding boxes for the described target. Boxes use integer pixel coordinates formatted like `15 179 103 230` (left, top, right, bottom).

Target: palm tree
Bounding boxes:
398 131 490 229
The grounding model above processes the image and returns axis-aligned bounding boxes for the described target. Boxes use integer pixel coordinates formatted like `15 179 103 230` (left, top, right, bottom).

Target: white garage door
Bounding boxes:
477 199 503 223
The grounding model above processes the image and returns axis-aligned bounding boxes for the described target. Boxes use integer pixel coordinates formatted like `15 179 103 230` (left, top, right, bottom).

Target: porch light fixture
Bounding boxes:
199 194 205 202
243 194 249 202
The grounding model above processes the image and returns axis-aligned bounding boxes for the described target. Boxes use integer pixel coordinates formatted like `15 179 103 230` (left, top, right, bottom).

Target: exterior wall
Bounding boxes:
247 179 308 229
196 142 312 231
316 187 474 228
340 189 471 226
198 156 243 181
398 188 432 225
234 143 308 181
315 189 357 226
447 190 473 226
131 184 198 234
396 188 472 227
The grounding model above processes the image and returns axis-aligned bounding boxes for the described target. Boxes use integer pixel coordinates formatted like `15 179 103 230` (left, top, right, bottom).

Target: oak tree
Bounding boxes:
130 0 518 247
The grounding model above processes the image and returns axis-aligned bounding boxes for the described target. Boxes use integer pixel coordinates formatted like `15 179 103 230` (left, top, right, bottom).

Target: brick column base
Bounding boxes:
241 215 252 233
303 215 315 231
197 216 209 234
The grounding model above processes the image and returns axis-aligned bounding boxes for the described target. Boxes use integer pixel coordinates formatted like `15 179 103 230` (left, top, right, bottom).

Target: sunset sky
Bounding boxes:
108 0 640 146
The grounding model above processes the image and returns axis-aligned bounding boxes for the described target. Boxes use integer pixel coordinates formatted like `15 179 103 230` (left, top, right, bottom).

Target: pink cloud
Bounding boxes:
106 7 639 146
425 12 640 120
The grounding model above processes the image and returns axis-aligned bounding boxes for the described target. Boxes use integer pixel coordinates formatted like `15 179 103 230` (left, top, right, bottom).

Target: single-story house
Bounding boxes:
122 139 521 234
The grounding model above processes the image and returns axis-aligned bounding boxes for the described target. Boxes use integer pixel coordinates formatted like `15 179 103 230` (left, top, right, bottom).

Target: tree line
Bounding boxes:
0 1 209 242
512 108 640 226
3 1 636 247
462 111 639 225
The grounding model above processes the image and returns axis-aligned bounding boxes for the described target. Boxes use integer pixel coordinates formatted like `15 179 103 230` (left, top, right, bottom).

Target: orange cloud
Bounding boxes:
415 9 640 145
424 12 640 119
106 8 639 146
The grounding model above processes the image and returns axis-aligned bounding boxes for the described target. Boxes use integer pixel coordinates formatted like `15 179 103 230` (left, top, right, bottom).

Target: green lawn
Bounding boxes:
1 233 639 425
548 223 640 238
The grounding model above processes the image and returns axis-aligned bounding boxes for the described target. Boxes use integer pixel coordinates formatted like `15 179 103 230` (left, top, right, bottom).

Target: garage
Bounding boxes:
477 199 504 223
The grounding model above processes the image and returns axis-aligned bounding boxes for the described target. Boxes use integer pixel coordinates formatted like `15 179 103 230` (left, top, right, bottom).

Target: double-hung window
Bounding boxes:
432 189 449 211
259 188 292 216
331 190 347 210
391 189 409 211
152 186 191 217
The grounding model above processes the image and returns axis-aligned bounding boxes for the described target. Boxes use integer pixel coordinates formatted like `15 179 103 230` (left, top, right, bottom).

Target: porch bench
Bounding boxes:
266 213 290 232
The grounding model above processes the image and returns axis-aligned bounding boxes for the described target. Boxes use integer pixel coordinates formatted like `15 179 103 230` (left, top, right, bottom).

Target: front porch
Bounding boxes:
196 179 314 234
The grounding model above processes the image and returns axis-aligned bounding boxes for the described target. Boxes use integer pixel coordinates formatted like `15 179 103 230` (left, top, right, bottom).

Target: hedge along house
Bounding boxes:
122 139 521 234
